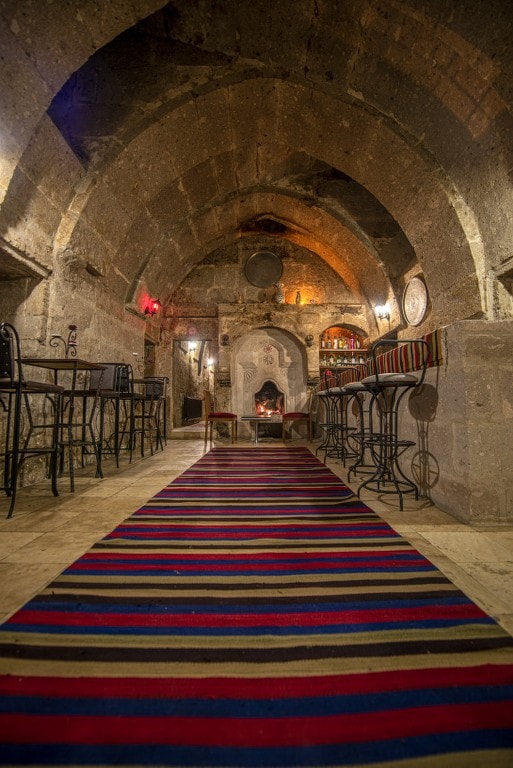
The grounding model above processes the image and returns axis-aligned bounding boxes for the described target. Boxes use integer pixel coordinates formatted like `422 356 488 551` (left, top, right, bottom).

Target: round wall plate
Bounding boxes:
402 277 429 326
244 250 283 288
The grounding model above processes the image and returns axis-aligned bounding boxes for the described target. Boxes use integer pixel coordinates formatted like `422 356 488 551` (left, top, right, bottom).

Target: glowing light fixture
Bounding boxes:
144 298 161 316
374 303 390 320
188 341 198 352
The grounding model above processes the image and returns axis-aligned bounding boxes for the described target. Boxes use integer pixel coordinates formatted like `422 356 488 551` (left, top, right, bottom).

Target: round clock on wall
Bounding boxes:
402 277 429 326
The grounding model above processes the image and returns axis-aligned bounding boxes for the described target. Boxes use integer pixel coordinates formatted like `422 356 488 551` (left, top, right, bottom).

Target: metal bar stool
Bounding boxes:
0 322 64 518
316 369 362 465
89 363 131 468
138 376 169 455
315 373 340 462
355 338 431 510
124 375 169 459
58 362 106 492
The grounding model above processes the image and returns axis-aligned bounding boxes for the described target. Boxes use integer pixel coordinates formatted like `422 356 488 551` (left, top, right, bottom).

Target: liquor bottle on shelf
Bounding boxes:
321 334 326 349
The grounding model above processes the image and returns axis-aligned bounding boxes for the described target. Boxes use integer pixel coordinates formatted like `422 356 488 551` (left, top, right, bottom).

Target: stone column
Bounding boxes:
404 320 513 526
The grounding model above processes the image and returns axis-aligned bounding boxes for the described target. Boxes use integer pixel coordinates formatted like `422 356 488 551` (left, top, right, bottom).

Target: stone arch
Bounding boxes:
49 77 482 329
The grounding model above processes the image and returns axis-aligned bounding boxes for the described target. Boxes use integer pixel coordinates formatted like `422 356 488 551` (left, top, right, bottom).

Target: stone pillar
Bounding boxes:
407 320 513 526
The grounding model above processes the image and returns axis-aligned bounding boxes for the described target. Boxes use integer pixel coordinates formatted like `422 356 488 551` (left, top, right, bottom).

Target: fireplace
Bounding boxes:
229 327 309 439
254 381 284 416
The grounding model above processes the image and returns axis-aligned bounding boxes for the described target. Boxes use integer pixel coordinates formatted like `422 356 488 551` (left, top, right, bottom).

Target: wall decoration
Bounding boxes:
244 251 283 287
402 277 429 326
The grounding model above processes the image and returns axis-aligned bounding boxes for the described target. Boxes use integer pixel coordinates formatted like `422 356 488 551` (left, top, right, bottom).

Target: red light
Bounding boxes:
144 298 161 316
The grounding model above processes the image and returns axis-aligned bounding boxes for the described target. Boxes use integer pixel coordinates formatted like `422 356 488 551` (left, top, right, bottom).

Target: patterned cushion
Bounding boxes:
282 411 308 419
209 411 236 418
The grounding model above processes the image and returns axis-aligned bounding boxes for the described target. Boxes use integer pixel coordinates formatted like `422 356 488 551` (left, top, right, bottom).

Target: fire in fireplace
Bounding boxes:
254 380 285 416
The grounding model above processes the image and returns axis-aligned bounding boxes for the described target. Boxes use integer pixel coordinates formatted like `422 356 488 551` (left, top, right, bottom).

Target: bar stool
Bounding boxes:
315 373 340 462
316 369 363 465
0 322 64 518
89 363 131 467
136 376 169 456
116 364 145 462
58 364 106 491
355 339 430 510
120 374 169 460
345 381 379 480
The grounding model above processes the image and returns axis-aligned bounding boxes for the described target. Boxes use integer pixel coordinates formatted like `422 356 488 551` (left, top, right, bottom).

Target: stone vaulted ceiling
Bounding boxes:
1 0 513 328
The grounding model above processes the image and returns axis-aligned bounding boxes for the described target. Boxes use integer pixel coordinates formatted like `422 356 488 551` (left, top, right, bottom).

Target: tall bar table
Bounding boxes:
22 358 106 492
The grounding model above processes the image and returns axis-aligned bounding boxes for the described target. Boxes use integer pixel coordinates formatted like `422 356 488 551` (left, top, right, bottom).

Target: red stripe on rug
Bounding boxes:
16 603 486 627
2 702 513 746
2 665 512 698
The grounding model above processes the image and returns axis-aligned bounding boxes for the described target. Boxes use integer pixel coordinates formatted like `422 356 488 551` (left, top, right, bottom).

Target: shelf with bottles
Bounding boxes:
319 327 368 369
319 350 368 369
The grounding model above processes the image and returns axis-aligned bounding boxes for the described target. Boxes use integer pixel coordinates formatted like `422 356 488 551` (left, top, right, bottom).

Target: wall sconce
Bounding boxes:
49 324 78 358
374 303 390 321
188 341 198 352
144 298 161 316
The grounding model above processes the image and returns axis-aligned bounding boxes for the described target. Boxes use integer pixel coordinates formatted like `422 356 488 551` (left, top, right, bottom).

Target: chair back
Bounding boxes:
88 363 134 393
144 376 168 398
89 363 116 392
204 389 213 416
368 338 431 386
116 364 131 393
0 322 21 388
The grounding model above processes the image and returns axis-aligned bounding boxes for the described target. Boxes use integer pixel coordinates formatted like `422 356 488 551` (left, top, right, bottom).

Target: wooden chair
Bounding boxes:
281 390 313 442
203 390 237 448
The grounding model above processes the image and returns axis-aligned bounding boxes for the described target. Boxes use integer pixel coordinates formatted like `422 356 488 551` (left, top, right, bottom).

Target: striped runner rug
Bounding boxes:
0 446 512 766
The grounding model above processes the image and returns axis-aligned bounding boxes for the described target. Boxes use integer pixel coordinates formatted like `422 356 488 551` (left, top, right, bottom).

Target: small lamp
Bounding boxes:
144 298 161 316
374 303 390 321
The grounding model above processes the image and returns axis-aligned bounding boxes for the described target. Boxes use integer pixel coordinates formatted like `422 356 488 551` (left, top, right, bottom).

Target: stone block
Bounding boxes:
0 168 59 270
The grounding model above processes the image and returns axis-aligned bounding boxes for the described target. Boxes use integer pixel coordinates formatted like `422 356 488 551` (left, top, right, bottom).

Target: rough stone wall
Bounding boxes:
171 238 358 309
167 241 371 422
399 320 513 526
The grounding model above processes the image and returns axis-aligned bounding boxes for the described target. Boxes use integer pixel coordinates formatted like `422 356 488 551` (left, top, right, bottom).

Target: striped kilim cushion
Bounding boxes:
0 446 512 766
364 329 444 378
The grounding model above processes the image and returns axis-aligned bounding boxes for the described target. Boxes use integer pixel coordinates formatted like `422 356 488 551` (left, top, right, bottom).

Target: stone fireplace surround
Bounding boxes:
214 302 368 439
232 327 308 437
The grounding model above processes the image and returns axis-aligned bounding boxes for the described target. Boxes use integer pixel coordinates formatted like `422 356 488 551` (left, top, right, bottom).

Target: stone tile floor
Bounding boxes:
0 436 512 639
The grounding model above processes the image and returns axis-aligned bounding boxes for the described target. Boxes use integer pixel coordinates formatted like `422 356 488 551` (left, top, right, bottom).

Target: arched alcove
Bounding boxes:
231 327 308 436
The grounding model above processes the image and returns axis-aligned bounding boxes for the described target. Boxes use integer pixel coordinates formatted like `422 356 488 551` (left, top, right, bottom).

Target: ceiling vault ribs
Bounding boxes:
2 0 506 327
